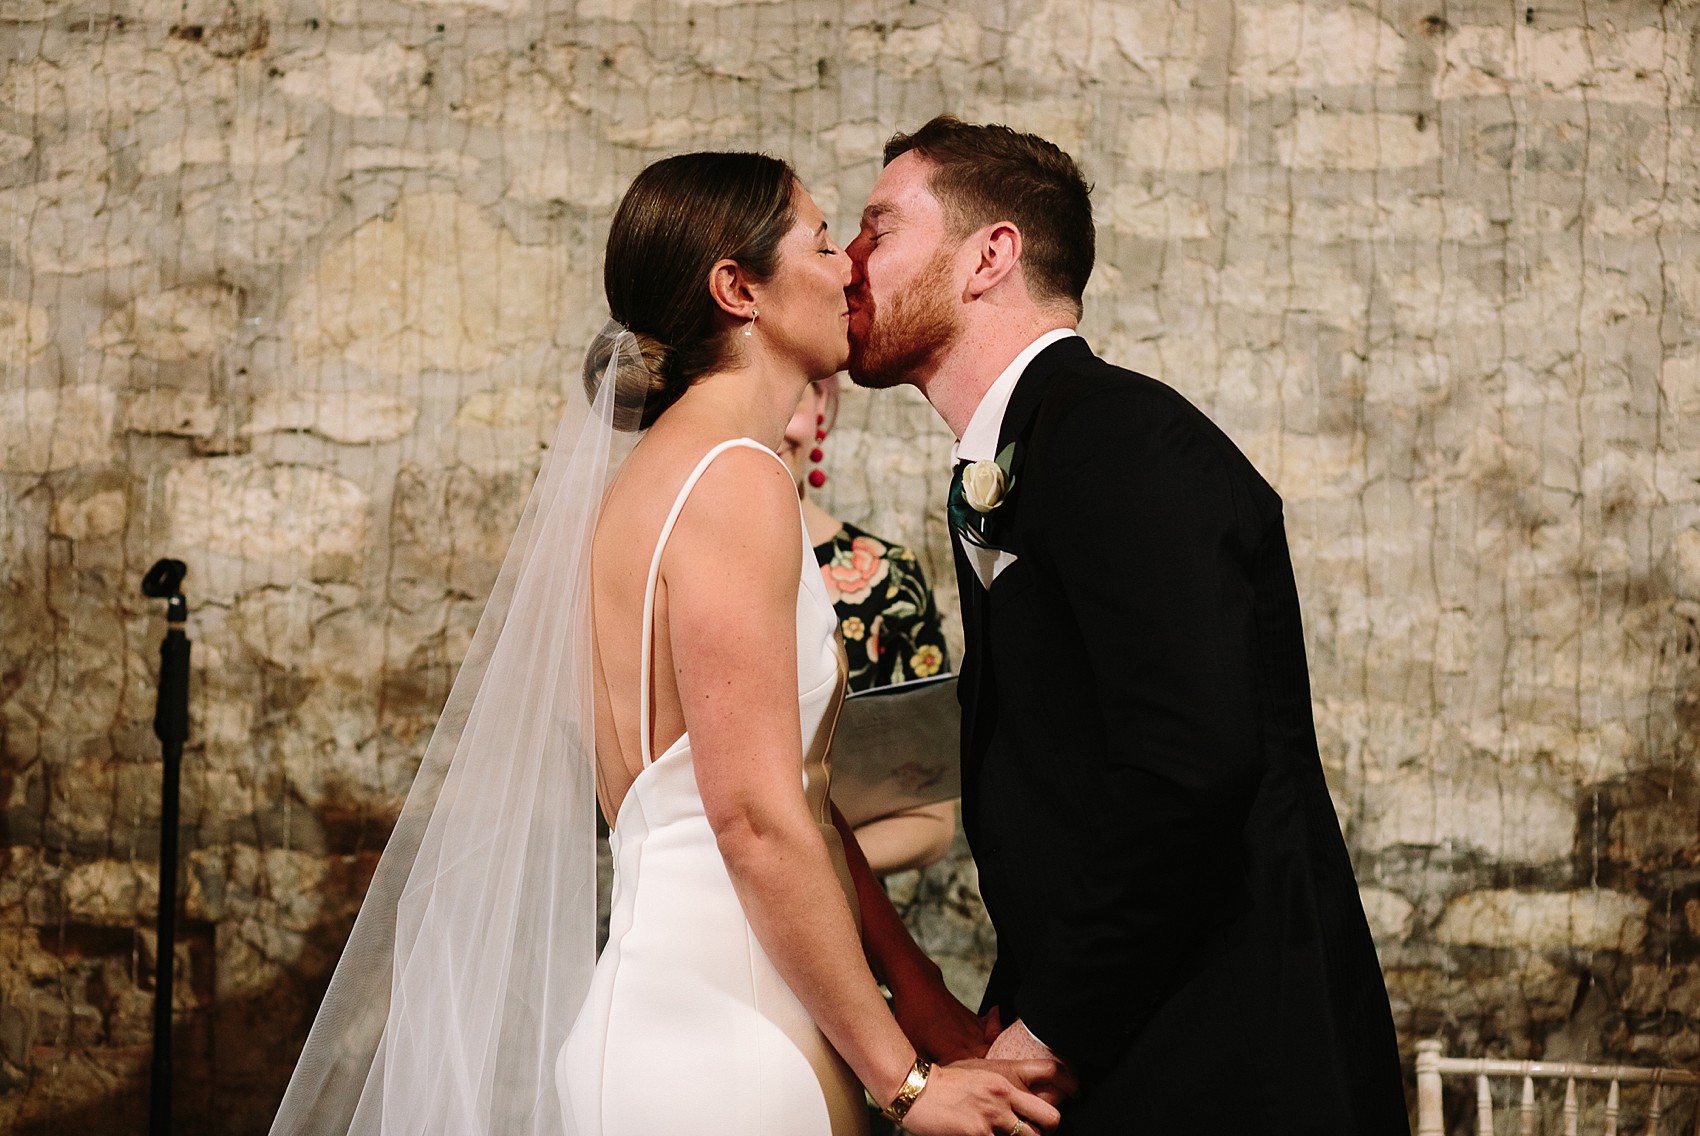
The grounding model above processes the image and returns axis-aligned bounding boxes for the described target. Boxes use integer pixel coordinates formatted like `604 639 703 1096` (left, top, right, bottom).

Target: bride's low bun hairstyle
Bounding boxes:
590 152 797 431
582 323 670 433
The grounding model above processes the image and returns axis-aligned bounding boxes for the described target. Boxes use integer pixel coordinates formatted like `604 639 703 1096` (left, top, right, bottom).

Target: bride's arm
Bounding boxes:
665 450 1058 1136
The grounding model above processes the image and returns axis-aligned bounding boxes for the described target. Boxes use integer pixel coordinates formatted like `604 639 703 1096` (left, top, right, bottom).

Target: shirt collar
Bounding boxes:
951 328 1078 463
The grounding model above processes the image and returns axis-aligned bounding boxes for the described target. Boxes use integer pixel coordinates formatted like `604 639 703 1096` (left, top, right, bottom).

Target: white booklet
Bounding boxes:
829 673 961 826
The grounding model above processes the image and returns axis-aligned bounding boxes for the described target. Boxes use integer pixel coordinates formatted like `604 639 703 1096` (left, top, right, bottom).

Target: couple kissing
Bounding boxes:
273 116 1409 1136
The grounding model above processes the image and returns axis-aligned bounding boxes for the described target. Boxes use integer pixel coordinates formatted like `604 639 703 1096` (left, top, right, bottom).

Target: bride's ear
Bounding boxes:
708 259 758 322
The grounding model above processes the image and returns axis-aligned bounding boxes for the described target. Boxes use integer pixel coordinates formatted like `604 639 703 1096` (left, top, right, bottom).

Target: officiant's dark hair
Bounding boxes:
597 152 798 430
884 116 1093 317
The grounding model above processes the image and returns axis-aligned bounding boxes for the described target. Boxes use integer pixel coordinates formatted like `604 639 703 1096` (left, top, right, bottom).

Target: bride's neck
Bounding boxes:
677 366 806 450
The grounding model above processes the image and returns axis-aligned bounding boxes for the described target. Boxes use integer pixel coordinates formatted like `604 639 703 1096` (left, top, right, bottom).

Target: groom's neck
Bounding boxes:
920 311 1076 439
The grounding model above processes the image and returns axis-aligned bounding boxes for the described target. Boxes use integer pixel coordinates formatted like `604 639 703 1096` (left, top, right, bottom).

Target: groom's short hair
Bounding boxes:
884 115 1094 317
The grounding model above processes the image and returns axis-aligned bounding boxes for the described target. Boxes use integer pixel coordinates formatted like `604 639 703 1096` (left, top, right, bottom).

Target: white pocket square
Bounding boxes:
967 543 1019 589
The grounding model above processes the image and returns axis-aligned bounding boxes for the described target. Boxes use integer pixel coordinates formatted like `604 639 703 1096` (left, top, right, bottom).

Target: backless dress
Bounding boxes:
556 439 865 1136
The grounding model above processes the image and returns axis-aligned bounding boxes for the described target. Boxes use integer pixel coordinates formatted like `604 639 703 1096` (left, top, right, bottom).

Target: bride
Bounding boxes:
270 152 1063 1136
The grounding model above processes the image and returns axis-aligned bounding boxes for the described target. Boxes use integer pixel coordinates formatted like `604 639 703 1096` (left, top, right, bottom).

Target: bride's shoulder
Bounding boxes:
616 426 790 515
601 428 801 596
674 436 794 523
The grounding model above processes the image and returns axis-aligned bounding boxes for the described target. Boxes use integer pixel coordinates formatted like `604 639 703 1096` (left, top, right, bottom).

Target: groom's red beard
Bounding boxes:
847 247 961 390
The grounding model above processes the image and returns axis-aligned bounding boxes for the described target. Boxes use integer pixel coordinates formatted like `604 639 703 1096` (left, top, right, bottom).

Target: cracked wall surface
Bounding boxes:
2 0 1699 1130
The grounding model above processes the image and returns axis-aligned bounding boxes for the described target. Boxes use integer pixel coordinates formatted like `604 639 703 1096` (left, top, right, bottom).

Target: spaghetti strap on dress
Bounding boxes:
556 438 861 1136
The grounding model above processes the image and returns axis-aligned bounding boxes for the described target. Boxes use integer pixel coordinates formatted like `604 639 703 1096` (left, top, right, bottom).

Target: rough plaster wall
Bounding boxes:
1 0 1698 1130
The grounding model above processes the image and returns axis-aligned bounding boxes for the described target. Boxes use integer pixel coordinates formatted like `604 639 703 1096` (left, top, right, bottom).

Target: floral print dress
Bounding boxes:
814 521 949 693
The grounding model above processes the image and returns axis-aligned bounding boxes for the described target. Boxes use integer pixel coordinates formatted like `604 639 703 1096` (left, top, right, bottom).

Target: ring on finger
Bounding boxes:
1008 1120 1027 1136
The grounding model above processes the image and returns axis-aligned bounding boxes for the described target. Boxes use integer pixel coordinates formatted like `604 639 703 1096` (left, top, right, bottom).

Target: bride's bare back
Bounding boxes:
589 408 804 827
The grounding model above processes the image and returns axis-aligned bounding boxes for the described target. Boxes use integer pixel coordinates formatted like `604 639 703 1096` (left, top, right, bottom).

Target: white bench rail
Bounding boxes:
1416 1040 1699 1136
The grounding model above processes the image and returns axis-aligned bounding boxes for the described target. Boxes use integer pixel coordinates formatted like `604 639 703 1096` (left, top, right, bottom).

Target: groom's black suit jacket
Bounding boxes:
953 337 1408 1134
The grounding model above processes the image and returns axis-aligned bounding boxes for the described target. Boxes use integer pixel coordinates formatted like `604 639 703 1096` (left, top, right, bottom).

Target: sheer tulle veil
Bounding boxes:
270 323 642 1136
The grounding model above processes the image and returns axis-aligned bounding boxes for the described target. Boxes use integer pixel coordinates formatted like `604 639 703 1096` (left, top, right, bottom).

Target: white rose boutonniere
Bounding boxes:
949 442 1019 549
961 459 1007 514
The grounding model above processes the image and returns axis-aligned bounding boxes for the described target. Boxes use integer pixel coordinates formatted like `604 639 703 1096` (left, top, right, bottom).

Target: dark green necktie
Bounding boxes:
947 458 993 549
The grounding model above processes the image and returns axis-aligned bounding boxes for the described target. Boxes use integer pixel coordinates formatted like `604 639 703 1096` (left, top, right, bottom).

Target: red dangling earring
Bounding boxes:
808 414 827 488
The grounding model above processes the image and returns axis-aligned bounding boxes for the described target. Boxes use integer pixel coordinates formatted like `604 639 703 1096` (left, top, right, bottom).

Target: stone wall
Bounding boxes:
2 0 1698 1130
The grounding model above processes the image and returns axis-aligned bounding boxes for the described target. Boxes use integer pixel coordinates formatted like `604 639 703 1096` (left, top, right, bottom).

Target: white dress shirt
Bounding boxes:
951 328 1077 587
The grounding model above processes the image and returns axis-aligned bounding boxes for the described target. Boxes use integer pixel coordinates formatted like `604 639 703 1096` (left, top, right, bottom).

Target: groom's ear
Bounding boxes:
964 221 1023 301
707 258 759 321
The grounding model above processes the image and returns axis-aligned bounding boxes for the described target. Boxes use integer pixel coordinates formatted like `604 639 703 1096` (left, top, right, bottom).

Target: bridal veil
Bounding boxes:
270 324 641 1136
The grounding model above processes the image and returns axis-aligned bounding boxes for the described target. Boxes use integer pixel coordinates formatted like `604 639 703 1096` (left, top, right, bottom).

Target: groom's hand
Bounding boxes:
987 1019 1054 1061
987 1020 1075 1105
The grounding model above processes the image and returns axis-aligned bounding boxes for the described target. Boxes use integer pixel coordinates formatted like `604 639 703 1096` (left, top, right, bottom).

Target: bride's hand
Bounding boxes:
895 1059 1063 1136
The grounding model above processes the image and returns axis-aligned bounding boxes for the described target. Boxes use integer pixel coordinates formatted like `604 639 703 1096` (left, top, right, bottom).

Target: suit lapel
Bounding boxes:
994 334 1090 458
958 336 1094 781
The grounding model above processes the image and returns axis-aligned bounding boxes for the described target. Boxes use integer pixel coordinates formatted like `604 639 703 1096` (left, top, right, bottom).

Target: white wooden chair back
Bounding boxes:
1416 1040 1700 1136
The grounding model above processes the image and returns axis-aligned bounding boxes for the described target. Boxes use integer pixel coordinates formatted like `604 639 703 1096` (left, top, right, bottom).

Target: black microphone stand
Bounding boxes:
142 559 190 1136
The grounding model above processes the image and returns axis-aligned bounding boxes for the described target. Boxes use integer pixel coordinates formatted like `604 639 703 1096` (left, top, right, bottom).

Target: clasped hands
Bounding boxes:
981 1008 1073 1107
891 976 1077 1132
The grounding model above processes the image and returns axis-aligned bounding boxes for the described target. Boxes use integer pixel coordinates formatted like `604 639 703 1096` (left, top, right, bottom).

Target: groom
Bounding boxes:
846 116 1410 1133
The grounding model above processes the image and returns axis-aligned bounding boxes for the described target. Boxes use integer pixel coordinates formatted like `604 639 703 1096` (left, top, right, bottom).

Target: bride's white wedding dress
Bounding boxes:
556 438 867 1136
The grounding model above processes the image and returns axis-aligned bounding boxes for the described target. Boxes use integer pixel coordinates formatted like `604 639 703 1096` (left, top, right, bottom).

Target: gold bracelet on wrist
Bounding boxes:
880 1058 932 1125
